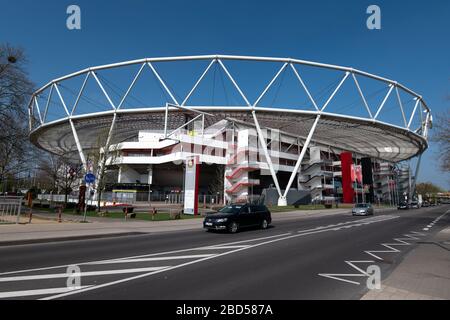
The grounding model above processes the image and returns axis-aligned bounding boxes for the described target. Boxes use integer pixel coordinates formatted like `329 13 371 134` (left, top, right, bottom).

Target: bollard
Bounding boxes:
151 207 157 221
124 206 128 220
28 208 33 224
58 207 62 223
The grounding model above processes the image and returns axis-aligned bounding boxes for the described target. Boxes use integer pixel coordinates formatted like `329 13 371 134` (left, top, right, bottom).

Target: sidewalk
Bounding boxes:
361 227 450 300
0 207 396 246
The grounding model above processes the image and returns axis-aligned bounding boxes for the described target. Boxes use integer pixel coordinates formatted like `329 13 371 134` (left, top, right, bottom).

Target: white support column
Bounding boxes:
95 111 119 200
105 113 118 148
53 81 88 171
69 119 87 170
99 112 119 180
147 165 153 204
423 111 430 140
252 110 283 200
201 114 205 136
411 153 422 200
164 103 169 137
282 115 321 204
408 162 412 204
118 166 123 183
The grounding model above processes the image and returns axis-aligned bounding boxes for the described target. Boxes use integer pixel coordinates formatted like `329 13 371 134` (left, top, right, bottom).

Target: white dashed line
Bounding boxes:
0 267 169 282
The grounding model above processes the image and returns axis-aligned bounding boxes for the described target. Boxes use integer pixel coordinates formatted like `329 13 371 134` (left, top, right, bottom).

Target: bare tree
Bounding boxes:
0 44 35 193
39 152 83 206
208 165 225 197
0 117 32 192
0 44 33 119
431 109 450 173
416 182 444 196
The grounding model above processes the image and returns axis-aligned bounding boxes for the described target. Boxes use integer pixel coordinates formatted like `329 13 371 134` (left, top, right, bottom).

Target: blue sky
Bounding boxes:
1 0 449 189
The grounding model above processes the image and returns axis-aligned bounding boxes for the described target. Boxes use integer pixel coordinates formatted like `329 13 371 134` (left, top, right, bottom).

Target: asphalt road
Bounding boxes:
0 205 448 300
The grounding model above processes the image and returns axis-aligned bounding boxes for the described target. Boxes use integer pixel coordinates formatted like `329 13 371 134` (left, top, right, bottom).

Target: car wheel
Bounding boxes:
261 219 269 230
228 222 239 233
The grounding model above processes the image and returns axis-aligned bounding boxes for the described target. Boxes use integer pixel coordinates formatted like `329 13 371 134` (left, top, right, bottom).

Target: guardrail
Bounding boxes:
0 196 23 224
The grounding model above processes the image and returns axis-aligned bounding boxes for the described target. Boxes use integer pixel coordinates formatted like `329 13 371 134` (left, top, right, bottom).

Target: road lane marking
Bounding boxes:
0 267 170 282
296 215 399 234
88 254 216 265
93 234 292 263
204 233 293 247
0 233 293 277
363 232 426 261
0 216 398 278
318 261 375 285
297 215 399 234
0 286 92 299
0 214 402 299
364 243 401 260
41 216 400 300
320 229 426 285
409 231 426 236
422 210 448 231
199 245 251 250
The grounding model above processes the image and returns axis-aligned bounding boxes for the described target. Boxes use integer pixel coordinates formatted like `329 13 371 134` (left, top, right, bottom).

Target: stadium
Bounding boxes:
27 55 432 212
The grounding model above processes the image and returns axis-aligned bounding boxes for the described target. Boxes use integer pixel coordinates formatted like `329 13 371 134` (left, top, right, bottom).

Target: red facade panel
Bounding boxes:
340 152 354 204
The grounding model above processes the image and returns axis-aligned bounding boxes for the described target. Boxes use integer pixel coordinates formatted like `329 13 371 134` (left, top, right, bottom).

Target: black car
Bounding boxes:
203 204 272 233
397 202 409 210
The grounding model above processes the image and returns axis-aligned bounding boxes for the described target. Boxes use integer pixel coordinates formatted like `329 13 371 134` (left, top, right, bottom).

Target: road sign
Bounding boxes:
84 173 96 184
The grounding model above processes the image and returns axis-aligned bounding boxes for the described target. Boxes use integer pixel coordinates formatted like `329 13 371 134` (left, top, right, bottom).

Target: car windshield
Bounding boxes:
218 205 243 214
355 204 369 208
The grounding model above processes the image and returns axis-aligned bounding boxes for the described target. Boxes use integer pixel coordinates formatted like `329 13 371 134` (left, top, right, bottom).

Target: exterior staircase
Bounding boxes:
225 147 260 198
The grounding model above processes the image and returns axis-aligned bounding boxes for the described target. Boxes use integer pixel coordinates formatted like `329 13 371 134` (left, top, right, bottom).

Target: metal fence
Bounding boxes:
37 194 79 204
36 192 226 207
0 196 23 224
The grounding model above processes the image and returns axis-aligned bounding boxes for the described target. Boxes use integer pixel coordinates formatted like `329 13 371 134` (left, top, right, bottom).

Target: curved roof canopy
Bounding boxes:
28 55 431 162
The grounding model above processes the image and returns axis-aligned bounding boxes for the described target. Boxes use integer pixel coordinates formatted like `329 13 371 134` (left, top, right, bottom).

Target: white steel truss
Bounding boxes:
27 55 432 205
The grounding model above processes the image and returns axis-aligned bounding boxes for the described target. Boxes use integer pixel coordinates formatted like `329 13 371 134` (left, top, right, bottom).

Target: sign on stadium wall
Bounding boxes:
184 156 200 215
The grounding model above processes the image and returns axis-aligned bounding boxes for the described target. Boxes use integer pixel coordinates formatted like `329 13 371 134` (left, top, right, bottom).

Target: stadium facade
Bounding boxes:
27 55 432 211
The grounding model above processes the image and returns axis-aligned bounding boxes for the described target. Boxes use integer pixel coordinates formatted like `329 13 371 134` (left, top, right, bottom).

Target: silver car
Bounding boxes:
352 203 374 216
